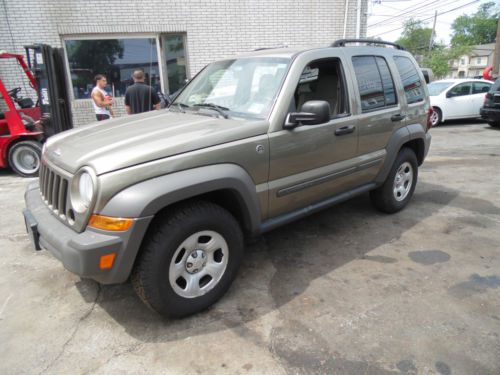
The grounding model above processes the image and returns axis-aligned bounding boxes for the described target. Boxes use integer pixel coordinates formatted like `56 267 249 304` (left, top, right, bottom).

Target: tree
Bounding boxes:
450 2 499 47
422 45 471 79
396 19 434 57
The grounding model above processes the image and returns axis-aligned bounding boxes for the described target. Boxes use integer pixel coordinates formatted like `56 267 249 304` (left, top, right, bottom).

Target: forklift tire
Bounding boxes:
8 140 42 178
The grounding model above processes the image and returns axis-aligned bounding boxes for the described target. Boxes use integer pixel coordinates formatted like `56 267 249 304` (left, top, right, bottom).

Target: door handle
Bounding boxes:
391 114 406 122
335 125 355 136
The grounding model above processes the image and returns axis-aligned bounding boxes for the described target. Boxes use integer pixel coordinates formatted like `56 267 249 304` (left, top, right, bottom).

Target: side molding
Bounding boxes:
100 164 262 234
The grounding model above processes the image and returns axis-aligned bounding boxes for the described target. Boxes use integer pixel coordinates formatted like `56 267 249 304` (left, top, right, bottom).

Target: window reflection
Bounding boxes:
66 38 160 98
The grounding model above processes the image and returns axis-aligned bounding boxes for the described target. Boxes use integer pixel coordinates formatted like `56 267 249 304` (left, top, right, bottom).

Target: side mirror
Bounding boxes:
446 91 455 98
284 100 331 129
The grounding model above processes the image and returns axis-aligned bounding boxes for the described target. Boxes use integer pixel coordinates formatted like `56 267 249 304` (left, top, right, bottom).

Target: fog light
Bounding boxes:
100 253 116 270
88 214 134 231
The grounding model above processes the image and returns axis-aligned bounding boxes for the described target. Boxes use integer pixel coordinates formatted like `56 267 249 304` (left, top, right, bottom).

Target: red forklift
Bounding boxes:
0 45 73 177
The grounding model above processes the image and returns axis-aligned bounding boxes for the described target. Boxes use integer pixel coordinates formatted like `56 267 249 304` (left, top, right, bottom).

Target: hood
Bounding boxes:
44 110 268 175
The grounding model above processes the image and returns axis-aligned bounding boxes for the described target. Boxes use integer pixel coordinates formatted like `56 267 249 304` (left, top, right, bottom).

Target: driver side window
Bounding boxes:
292 58 349 117
449 83 471 97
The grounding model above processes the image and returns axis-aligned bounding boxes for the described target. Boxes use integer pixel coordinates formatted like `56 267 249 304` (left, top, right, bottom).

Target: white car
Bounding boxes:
428 79 493 126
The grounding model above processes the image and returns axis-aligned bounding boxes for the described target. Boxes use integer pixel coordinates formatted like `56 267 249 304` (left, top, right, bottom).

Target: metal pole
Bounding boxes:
356 0 362 39
428 11 437 53
343 0 350 39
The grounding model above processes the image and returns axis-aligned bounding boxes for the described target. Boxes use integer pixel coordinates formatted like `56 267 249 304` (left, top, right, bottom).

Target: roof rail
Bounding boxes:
331 39 405 50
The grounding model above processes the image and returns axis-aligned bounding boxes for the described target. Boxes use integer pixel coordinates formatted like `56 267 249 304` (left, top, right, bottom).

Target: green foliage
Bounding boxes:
396 19 434 56
450 2 499 47
422 45 471 79
66 40 124 76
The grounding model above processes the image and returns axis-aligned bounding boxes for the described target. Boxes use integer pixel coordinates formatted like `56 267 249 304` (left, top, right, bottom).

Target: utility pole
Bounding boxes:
492 18 500 76
428 11 437 53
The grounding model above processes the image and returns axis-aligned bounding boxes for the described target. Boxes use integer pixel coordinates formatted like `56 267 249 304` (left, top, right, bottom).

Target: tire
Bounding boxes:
431 107 442 127
8 140 42 177
132 201 244 318
488 121 500 128
370 147 418 214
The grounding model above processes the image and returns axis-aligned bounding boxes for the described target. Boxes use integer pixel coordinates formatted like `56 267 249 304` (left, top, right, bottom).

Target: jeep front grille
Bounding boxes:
39 163 70 218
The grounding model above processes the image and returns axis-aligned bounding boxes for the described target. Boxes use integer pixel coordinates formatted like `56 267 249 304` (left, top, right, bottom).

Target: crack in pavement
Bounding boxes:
81 342 144 374
38 284 101 375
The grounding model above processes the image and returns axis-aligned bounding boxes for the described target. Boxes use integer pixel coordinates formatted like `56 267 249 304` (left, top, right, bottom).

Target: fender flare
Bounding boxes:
99 164 262 234
374 125 426 184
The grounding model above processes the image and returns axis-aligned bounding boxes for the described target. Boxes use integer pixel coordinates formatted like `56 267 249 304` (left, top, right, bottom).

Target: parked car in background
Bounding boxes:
480 78 500 128
428 79 493 126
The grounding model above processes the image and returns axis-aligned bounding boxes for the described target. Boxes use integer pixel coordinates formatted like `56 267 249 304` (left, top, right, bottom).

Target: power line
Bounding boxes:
369 0 458 28
369 0 441 28
369 0 480 37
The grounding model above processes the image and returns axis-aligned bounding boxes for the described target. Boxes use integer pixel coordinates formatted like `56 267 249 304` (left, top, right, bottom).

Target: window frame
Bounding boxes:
291 57 351 118
448 82 472 97
352 55 398 113
393 55 425 105
62 33 188 101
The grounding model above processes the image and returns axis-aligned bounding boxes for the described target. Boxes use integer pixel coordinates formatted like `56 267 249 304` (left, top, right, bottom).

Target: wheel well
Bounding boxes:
402 139 425 165
432 106 442 119
151 189 252 235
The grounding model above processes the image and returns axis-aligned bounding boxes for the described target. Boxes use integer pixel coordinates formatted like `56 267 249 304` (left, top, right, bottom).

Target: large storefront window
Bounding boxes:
66 38 160 99
65 34 188 99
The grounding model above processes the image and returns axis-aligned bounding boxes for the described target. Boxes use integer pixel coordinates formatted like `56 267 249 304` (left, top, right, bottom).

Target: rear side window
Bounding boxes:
472 82 492 94
393 56 425 104
352 56 397 112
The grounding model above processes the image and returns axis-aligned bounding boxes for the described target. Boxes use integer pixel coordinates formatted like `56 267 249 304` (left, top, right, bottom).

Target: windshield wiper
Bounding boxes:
193 103 229 119
173 102 190 113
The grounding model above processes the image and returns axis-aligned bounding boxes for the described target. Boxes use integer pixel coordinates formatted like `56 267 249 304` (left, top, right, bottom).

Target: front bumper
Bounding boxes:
480 107 500 123
24 182 152 284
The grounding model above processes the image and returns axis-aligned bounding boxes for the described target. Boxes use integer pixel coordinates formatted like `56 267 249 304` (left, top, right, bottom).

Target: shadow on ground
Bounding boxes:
74 180 500 344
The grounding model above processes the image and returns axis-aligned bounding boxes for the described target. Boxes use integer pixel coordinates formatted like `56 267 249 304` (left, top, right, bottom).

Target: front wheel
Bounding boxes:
430 107 442 127
370 147 418 214
132 201 244 318
8 140 42 177
488 121 500 128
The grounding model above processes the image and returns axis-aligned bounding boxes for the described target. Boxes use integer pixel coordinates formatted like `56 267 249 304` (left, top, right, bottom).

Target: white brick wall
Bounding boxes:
1 0 368 126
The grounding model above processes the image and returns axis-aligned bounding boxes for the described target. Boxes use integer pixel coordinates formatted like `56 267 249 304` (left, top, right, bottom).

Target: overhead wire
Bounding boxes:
369 0 480 37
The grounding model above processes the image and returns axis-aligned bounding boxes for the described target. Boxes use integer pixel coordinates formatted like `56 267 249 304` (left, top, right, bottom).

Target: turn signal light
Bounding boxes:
100 253 116 269
88 214 134 231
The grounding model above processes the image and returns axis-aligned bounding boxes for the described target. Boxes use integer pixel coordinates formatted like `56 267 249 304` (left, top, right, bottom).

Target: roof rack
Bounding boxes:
331 39 405 50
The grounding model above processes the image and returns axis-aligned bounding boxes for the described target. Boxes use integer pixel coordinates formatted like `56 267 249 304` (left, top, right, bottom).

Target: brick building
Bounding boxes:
1 0 368 127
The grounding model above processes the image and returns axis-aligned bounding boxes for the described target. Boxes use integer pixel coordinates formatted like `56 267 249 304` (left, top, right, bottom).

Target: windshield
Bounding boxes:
427 82 453 96
173 57 290 119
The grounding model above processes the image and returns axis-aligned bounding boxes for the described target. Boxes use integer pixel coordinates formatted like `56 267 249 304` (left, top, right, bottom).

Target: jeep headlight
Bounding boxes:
70 167 97 213
79 172 94 206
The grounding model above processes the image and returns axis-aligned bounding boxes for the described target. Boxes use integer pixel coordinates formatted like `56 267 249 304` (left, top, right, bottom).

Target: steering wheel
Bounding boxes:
8 87 22 98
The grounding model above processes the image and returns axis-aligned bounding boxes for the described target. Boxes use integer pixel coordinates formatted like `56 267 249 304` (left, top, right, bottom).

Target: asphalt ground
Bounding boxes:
0 120 499 374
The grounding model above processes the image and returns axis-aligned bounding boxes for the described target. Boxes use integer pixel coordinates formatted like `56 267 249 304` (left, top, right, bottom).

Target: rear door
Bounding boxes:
471 81 493 115
351 54 404 165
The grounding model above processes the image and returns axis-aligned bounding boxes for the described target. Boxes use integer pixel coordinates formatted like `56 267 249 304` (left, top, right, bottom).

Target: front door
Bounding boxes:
267 58 359 218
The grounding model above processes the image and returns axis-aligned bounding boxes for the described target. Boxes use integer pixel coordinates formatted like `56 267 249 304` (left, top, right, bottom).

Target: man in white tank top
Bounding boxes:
91 74 114 121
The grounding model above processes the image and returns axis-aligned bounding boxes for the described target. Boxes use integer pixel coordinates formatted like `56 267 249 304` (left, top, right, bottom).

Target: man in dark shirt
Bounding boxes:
124 70 161 114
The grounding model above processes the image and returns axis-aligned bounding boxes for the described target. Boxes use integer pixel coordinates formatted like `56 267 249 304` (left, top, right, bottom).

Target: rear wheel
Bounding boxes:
132 201 244 318
431 107 442 127
488 121 500 128
8 140 42 177
370 147 418 214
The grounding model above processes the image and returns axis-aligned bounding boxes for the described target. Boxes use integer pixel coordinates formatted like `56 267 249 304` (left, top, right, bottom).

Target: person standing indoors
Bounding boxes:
91 74 114 121
124 70 161 115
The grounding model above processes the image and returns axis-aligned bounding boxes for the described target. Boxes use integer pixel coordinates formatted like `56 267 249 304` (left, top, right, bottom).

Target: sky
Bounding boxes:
366 0 496 46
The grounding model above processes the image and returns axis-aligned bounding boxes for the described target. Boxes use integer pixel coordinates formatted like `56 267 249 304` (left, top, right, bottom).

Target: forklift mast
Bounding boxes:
25 44 73 137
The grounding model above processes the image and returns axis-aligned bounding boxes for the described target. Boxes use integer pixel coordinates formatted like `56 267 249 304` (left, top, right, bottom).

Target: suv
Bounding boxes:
480 78 500 128
24 39 432 318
